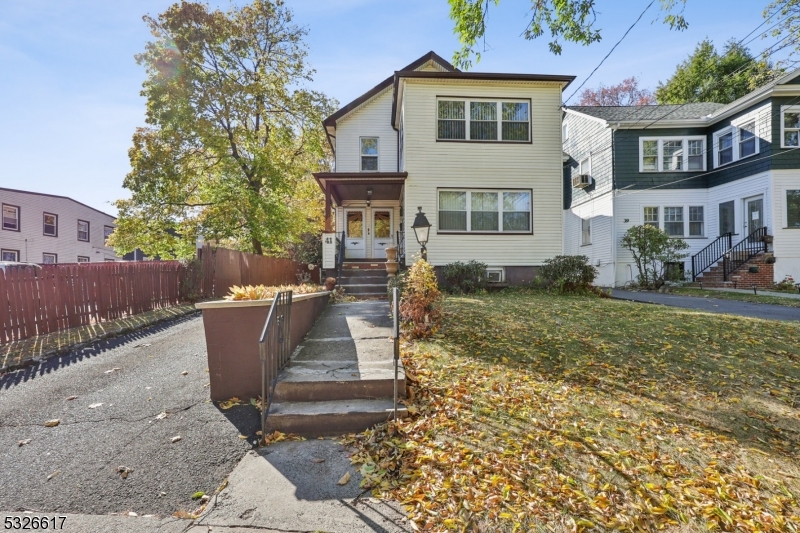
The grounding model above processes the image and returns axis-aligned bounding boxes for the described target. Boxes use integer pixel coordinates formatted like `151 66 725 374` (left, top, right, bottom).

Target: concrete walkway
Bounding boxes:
706 287 800 299
612 289 800 322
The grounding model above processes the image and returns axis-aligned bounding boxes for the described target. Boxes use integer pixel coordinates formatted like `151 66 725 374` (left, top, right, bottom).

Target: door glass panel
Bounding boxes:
747 198 763 242
374 212 391 239
718 201 734 235
346 212 363 238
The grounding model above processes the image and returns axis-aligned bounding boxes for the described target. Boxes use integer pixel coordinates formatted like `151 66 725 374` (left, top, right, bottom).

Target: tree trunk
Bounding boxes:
252 238 263 255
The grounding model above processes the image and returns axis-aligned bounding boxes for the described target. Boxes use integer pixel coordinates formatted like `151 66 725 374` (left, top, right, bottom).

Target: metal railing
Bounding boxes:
396 231 405 267
258 290 292 437
722 226 768 281
336 230 345 281
691 233 733 282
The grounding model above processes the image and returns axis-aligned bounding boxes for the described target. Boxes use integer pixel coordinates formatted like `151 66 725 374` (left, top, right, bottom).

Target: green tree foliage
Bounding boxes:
620 225 689 289
110 1 335 259
539 255 598 292
765 0 800 68
655 39 780 104
447 0 688 70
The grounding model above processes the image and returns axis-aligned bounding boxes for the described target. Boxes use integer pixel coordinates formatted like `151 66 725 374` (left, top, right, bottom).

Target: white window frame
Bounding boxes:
43 212 58 237
642 204 707 238
359 137 379 172
581 217 591 246
437 188 533 233
781 105 800 148
786 188 800 229
562 122 569 143
1 249 20 261
689 206 705 237
579 155 591 176
713 112 760 168
436 98 531 142
486 267 505 283
42 253 57 264
77 256 90 263
2 204 20 231
639 136 707 172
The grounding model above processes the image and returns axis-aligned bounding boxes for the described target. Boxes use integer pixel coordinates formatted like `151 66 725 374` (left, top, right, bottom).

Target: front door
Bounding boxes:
744 195 764 241
344 209 366 259
372 210 393 259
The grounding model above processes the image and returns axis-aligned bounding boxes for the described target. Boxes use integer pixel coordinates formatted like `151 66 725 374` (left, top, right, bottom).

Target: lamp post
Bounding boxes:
411 206 431 261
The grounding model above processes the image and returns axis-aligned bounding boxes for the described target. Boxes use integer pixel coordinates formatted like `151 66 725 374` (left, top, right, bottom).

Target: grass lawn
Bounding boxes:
346 292 800 532
672 287 800 308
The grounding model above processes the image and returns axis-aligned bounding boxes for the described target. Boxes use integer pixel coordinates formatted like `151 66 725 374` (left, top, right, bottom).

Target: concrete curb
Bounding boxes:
0 306 199 375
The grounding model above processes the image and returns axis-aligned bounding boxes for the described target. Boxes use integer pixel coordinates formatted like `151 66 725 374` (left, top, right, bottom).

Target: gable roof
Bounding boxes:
0 187 116 219
322 51 457 130
567 103 725 123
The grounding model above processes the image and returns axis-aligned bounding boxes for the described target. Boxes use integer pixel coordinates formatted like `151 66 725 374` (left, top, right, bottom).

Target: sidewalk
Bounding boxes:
706 287 800 299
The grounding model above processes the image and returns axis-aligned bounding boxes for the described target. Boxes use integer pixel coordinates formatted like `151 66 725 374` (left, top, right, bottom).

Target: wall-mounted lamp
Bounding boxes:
367 188 373 207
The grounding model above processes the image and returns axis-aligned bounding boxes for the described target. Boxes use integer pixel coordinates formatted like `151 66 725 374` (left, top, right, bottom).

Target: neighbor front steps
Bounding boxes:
691 253 775 289
264 300 406 436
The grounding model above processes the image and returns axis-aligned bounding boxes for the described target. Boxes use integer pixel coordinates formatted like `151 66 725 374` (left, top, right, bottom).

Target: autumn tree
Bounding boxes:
447 0 688 69
109 1 335 259
655 39 780 104
578 77 655 106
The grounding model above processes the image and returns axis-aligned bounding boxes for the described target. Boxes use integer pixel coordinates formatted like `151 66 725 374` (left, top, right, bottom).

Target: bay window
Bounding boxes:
639 137 706 172
438 189 531 233
437 98 530 142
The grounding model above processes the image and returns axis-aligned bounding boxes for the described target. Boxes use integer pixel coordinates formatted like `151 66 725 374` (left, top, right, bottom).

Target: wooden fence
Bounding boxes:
0 246 311 344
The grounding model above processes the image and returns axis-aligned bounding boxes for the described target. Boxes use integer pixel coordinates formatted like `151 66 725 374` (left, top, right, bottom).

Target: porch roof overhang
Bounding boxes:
313 172 407 204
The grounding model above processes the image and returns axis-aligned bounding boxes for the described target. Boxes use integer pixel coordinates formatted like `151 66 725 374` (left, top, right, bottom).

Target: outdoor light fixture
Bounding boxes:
411 206 431 261
367 188 373 207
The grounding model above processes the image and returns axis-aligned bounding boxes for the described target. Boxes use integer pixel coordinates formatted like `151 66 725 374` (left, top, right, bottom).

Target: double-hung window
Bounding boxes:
438 189 531 233
664 207 684 237
645 205 705 237
787 190 800 228
437 98 530 142
2 204 19 231
782 105 800 147
43 213 58 237
360 137 378 171
714 117 760 167
104 225 114 244
643 207 659 227
78 220 90 242
639 137 706 172
689 206 704 236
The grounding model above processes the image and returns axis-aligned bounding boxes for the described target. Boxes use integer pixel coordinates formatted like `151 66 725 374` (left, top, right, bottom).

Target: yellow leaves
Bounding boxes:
260 430 305 446
218 397 241 410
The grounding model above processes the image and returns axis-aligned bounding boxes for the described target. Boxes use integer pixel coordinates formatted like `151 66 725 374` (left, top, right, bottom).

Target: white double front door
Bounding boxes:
344 208 393 259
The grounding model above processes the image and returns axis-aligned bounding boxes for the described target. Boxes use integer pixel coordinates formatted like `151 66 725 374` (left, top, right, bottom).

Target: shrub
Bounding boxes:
774 275 796 292
538 255 598 293
286 233 322 267
620 225 689 290
223 284 324 301
441 260 488 294
387 269 408 303
399 260 442 339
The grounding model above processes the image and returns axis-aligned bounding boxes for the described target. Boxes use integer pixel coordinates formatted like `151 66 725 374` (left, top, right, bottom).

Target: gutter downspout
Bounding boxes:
611 123 619 287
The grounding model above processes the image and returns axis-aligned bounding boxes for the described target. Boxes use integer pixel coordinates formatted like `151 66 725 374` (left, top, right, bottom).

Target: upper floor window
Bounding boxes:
782 106 800 148
579 156 591 176
714 118 759 167
43 213 58 237
104 225 114 244
562 122 569 143
438 189 531 233
2 204 19 231
360 137 378 171
78 220 90 242
437 98 530 142
639 137 706 172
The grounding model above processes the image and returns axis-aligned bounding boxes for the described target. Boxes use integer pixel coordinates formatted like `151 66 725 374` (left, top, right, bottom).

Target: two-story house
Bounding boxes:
315 52 574 290
1 187 120 264
563 68 800 287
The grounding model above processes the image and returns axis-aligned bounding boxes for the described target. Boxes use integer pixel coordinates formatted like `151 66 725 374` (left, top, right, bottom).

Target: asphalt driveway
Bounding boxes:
0 314 260 517
612 289 800 321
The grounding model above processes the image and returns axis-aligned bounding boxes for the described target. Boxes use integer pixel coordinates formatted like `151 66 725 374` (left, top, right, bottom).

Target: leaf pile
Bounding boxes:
345 292 800 531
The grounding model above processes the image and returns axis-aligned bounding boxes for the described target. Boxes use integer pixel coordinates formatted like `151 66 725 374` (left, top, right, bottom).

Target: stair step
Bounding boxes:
342 262 386 270
266 398 407 436
341 284 387 294
274 361 405 402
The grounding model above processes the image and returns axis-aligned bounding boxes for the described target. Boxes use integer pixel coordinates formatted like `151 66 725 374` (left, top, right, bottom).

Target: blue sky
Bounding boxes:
0 0 776 215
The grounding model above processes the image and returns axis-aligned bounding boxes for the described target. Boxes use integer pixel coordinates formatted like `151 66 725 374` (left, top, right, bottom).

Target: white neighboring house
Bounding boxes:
563 68 800 287
0 187 120 264
315 52 575 284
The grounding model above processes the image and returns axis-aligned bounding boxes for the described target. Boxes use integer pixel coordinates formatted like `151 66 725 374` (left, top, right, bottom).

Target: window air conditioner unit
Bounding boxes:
572 174 591 189
486 269 504 283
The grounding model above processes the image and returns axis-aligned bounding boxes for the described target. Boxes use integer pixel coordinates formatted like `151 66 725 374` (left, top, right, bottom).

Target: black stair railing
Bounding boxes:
397 231 405 267
691 233 733 282
258 290 292 438
336 230 345 281
722 226 768 281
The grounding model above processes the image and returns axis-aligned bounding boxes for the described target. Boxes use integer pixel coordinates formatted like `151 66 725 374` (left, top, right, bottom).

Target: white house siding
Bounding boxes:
0 189 118 264
401 79 565 267
771 169 800 282
335 88 398 173
613 189 713 286
564 193 615 286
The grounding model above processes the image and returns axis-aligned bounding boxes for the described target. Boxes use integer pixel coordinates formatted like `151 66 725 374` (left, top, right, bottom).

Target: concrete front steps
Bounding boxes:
265 301 406 436
693 252 775 289
338 259 389 300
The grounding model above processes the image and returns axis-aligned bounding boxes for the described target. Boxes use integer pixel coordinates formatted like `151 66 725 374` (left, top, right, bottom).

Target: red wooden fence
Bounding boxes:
0 245 310 344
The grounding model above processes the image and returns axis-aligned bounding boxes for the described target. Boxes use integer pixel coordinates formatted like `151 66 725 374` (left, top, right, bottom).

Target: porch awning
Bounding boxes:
313 172 407 204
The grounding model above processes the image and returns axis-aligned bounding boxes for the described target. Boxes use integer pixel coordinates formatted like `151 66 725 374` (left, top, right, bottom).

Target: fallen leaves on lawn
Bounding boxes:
344 292 800 532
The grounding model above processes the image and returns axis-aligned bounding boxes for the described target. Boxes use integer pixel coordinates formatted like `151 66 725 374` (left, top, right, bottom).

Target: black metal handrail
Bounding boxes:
258 290 292 438
397 231 405 267
691 233 733 282
336 230 345 281
722 226 767 281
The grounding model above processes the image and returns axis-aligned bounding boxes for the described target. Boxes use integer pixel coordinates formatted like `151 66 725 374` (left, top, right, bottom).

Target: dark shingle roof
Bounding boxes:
567 103 726 123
